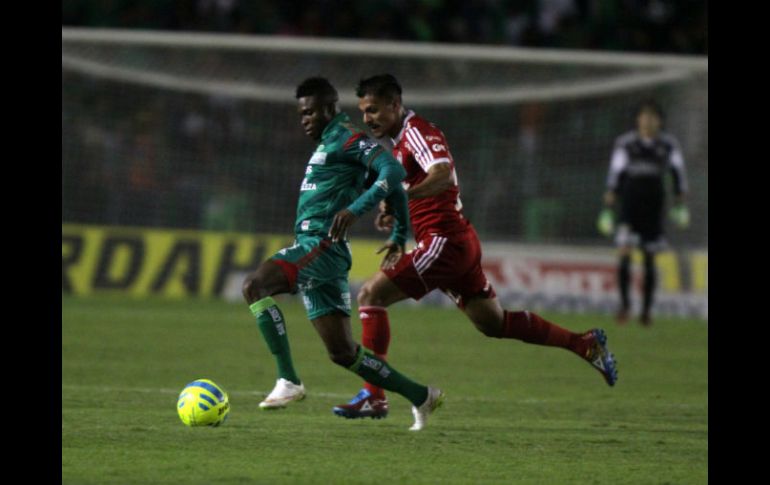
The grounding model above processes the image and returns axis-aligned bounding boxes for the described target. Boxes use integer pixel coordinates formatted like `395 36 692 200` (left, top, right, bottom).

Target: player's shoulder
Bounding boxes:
614 130 638 148
405 113 446 142
657 131 682 149
325 117 370 153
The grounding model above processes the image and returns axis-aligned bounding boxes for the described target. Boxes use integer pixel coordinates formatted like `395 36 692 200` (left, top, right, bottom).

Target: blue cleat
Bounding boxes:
584 329 618 387
332 389 389 419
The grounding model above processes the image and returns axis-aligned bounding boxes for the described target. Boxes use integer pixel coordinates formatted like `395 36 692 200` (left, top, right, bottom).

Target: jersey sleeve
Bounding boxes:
667 137 688 195
342 132 407 221
342 132 388 169
404 125 451 173
606 139 629 191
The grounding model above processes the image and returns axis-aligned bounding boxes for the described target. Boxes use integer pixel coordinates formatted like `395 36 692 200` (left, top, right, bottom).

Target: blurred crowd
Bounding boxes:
63 0 707 55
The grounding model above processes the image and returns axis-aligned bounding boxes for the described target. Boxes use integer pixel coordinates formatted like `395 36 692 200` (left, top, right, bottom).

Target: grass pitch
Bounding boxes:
62 296 707 484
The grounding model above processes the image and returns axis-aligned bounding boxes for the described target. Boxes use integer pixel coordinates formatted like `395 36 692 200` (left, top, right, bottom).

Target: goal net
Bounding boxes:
62 28 707 248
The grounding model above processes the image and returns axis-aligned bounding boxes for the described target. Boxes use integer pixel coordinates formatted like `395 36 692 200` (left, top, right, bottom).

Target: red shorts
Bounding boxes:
383 227 496 308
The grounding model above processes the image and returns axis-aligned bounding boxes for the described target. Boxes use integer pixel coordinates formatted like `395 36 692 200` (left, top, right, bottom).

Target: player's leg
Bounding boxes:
640 250 656 325
460 295 618 387
455 227 617 386
334 246 433 419
638 215 664 326
242 249 305 409
639 233 665 326
348 272 410 410
311 311 444 431
462 292 589 358
615 224 636 323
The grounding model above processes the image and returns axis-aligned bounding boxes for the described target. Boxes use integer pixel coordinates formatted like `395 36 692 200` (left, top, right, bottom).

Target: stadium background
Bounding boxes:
62 1 707 319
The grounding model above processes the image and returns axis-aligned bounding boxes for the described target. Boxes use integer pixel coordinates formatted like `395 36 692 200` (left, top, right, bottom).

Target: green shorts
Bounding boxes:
269 235 352 320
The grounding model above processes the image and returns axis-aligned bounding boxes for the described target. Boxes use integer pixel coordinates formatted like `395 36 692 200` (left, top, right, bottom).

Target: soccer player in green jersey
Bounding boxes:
241 77 443 431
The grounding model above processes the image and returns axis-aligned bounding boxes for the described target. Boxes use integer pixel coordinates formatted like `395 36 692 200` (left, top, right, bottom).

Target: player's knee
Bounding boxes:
357 282 378 307
241 274 265 303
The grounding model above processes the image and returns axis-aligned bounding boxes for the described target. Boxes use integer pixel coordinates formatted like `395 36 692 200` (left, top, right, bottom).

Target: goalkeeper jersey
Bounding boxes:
294 112 408 244
605 130 688 217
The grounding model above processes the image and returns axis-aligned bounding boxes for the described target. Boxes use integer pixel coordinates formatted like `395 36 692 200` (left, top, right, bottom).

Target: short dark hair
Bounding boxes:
636 99 664 120
295 77 339 103
356 74 402 101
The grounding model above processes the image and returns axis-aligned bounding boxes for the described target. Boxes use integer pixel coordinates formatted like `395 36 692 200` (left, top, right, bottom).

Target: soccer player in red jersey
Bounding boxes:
333 74 618 420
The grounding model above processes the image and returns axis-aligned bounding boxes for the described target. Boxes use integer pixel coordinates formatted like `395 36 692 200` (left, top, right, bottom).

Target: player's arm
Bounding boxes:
330 138 407 242
403 126 454 199
598 142 628 235
668 137 689 202
406 162 453 199
376 186 409 269
667 137 690 228
604 144 629 207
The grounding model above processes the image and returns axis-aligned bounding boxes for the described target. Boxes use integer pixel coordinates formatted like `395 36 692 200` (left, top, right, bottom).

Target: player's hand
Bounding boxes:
329 209 357 242
374 213 395 232
374 200 394 232
377 240 404 270
597 208 615 236
669 204 690 229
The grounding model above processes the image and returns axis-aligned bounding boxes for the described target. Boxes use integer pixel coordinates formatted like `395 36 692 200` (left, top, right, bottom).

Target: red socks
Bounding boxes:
359 306 391 399
502 310 589 357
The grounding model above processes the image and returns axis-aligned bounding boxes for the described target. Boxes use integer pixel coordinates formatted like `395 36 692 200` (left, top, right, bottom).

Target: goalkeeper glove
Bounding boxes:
669 204 690 229
597 208 615 236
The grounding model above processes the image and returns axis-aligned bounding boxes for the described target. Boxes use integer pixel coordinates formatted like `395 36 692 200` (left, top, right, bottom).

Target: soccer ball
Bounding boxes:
177 378 230 427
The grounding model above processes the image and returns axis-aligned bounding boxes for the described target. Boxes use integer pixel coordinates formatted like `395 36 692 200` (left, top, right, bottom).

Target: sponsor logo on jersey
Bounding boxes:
305 166 313 174
359 139 379 156
301 220 311 231
300 179 317 191
425 135 441 142
432 143 446 152
309 151 327 165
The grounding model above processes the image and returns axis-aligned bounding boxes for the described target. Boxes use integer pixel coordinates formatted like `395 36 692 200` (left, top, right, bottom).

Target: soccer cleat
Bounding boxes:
409 386 444 431
332 388 389 419
259 378 306 409
583 329 618 387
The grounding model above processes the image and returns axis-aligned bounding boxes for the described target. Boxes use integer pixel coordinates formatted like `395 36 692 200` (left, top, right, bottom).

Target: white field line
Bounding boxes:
61 383 538 403
60 384 704 409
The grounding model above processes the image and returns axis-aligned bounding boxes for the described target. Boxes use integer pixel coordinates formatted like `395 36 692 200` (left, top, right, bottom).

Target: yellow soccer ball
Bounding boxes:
177 379 230 427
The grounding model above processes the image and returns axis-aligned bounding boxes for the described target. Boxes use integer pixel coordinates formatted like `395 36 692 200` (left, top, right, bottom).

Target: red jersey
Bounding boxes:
392 110 470 242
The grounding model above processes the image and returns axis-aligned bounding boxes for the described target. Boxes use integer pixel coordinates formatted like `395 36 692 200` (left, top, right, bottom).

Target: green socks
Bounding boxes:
348 346 428 406
250 297 301 385
250 298 427 406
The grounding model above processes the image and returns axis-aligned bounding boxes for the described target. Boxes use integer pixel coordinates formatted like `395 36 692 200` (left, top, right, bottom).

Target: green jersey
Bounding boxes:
294 112 408 245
